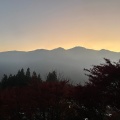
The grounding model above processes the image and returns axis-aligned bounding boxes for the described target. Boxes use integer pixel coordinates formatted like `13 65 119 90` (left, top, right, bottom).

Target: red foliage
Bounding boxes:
0 80 75 119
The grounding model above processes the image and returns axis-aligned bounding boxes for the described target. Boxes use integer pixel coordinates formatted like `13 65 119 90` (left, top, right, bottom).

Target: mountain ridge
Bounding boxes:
0 46 119 53
0 46 120 84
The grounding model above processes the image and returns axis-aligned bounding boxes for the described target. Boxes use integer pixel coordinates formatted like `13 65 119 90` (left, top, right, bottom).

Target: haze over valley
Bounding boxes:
0 46 120 84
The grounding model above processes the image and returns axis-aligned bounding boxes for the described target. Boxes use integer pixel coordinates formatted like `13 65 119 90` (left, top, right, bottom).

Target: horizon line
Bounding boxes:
0 46 119 53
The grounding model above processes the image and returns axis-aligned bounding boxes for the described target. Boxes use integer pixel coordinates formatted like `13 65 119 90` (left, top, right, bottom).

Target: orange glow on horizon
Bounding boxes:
0 1 120 52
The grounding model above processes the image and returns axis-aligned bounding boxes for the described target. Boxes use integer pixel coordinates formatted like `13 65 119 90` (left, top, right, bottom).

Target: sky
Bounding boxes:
0 0 120 52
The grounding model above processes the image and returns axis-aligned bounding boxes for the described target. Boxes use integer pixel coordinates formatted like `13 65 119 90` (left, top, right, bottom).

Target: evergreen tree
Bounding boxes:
38 74 42 82
26 68 31 79
32 71 37 80
46 71 58 82
16 68 26 86
1 74 8 88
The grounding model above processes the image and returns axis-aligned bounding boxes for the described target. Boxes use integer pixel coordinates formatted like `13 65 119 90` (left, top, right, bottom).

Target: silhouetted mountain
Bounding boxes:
0 46 120 84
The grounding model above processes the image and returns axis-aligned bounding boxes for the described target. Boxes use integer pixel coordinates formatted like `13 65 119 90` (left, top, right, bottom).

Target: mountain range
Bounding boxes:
0 46 120 84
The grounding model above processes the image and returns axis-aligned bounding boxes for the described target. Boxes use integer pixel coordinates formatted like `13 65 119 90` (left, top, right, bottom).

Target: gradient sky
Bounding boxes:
0 0 120 52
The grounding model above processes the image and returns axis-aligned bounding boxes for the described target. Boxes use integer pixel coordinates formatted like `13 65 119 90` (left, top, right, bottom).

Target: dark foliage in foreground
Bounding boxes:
0 59 120 120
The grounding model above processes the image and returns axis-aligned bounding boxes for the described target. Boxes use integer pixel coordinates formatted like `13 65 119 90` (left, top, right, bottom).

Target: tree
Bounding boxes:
16 68 27 86
1 74 8 88
84 58 120 119
37 74 42 82
46 71 58 82
32 71 37 80
26 68 31 80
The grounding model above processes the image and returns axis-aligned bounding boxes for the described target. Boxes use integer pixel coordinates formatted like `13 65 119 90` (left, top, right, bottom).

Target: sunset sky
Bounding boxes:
0 0 120 52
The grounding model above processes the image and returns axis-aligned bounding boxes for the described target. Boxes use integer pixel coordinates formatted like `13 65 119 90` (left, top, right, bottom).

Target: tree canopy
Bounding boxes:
0 59 120 119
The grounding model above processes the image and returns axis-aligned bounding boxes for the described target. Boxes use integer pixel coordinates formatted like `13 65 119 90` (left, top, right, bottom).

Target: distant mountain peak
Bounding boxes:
99 49 117 53
29 49 49 53
52 47 65 51
68 46 86 50
100 49 109 51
